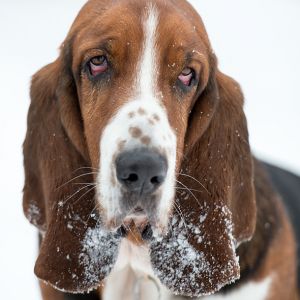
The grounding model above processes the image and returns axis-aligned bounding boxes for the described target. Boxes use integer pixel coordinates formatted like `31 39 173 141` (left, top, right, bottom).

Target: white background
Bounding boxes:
0 0 299 299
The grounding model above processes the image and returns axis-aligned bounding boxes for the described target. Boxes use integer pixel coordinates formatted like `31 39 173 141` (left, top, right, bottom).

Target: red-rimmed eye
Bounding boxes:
178 67 194 86
89 56 108 76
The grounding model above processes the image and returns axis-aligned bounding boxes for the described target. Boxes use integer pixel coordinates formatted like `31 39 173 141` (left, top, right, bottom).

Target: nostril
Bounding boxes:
150 176 162 185
127 173 139 183
120 173 139 184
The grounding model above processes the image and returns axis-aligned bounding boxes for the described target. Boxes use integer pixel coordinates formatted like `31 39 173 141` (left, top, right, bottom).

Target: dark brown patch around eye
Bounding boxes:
129 127 142 138
141 136 151 145
138 108 147 115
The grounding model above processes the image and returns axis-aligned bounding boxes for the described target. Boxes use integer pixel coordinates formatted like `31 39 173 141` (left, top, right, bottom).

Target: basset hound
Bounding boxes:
22 0 300 299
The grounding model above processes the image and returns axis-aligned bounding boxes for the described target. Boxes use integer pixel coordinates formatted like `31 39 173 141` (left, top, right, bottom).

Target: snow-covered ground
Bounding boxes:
0 0 299 299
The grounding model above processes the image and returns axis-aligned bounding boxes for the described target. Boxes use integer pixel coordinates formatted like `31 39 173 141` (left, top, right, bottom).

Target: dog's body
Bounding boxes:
23 0 299 299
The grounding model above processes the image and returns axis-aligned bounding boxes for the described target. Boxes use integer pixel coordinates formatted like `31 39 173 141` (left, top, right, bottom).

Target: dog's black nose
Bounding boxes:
116 149 168 195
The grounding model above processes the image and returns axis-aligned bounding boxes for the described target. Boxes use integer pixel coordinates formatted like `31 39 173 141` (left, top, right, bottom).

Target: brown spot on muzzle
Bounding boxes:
128 112 135 118
138 108 147 115
141 136 151 145
148 118 155 125
153 114 160 122
129 126 143 138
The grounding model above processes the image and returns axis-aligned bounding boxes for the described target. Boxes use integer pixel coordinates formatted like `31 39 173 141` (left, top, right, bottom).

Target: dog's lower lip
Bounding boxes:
132 206 145 214
117 224 153 240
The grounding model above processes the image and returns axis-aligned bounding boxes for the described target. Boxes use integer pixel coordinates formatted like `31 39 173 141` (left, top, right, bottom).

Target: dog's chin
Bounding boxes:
101 206 169 242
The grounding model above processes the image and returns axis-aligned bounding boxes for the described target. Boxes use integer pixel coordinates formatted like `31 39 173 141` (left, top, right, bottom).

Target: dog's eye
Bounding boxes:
89 55 108 76
178 67 194 86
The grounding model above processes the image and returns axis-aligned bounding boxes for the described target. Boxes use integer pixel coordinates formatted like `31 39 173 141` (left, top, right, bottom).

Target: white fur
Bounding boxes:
103 239 156 300
138 3 158 97
97 5 176 230
108 239 154 276
103 237 272 300
103 238 168 300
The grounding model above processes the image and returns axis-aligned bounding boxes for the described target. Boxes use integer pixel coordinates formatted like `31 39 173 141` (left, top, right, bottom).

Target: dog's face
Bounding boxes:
24 0 257 294
67 0 211 235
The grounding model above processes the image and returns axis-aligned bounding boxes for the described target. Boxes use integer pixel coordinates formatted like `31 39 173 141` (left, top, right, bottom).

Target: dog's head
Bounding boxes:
59 0 213 235
23 0 256 296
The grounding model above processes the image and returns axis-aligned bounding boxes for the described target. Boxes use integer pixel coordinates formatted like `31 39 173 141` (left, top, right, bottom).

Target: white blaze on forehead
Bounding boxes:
138 5 158 97
97 5 176 229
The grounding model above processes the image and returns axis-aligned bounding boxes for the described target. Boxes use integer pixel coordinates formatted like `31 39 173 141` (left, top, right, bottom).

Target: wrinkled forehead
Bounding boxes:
69 0 210 66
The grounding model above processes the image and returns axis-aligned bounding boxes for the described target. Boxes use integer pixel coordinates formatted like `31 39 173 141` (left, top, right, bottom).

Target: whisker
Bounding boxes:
176 179 202 208
62 185 92 205
177 172 210 195
72 166 99 173
72 186 97 207
73 182 97 186
173 201 188 234
85 204 99 224
56 172 98 191
175 187 202 193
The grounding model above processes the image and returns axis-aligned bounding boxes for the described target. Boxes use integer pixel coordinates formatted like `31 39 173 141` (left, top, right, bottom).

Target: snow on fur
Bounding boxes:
150 202 239 297
79 223 121 289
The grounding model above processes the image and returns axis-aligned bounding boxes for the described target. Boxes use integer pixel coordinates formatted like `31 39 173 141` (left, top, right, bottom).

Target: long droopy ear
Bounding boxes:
23 50 121 293
150 68 256 296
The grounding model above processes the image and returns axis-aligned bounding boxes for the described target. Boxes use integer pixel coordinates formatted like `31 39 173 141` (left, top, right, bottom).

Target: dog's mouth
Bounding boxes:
116 206 154 242
131 206 145 215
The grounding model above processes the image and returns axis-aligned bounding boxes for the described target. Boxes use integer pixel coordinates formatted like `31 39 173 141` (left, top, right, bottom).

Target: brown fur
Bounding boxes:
39 281 65 300
23 0 298 299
